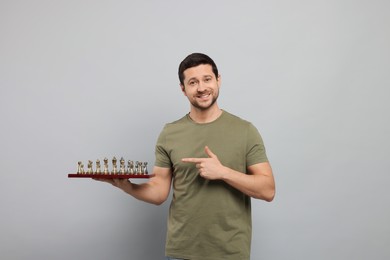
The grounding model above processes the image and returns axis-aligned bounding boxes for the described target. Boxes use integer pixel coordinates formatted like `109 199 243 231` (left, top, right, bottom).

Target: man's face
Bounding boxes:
181 64 221 111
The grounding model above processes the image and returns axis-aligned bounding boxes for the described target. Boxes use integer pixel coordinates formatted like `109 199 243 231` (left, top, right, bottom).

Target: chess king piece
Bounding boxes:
87 160 93 174
128 160 134 174
77 161 83 174
103 157 109 174
143 162 148 175
112 157 118 174
95 159 101 174
119 157 126 174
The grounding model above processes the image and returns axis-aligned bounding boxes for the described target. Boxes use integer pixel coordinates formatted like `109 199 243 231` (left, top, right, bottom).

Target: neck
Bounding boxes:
189 104 222 124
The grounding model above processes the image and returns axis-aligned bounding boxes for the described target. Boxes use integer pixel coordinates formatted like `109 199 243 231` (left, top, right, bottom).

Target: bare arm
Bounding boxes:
182 146 275 202
222 162 275 201
95 166 172 205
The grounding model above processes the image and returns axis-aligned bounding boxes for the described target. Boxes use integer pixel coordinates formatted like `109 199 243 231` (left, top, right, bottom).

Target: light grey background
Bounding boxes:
1 1 389 259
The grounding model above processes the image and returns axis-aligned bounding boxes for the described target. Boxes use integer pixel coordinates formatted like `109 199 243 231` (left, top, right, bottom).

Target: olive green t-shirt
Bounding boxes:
155 111 268 260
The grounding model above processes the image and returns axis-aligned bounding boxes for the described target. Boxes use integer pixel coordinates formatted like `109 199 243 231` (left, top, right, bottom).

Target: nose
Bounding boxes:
197 81 206 92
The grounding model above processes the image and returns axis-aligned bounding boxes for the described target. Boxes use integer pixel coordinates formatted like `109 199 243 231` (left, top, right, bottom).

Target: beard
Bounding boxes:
189 89 219 111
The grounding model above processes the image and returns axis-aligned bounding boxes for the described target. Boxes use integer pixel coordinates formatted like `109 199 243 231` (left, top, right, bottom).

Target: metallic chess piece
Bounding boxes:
136 161 143 175
143 162 148 175
128 160 134 174
103 157 109 174
126 160 131 174
95 159 101 174
112 157 118 174
80 163 85 174
119 157 126 174
77 161 83 174
87 160 93 174
134 161 139 174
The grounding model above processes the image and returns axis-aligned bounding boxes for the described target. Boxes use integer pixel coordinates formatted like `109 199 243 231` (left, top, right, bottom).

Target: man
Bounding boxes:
98 53 275 260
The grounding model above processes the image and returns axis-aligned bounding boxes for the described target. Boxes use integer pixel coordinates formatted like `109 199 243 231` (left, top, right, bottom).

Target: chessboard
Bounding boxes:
68 157 153 179
68 174 154 179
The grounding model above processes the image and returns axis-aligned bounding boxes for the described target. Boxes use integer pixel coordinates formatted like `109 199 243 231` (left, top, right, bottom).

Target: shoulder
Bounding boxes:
221 111 262 138
160 114 189 134
221 110 253 127
167 114 189 125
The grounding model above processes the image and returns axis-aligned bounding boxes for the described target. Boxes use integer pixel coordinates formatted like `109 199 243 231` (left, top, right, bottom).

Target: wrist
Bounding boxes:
221 166 233 181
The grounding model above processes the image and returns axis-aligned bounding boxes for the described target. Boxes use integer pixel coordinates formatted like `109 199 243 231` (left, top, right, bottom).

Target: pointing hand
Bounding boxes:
181 146 227 180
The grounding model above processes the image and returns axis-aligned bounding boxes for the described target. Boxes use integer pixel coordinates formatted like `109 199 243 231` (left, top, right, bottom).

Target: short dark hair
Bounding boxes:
178 53 219 85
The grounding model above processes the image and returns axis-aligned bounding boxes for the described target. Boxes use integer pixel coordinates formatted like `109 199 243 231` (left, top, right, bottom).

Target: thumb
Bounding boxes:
205 146 217 158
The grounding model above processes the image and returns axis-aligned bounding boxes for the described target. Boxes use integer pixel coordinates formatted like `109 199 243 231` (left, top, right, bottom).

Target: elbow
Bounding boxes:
263 181 276 202
255 187 275 202
264 191 275 202
265 187 276 202
151 194 169 206
152 199 165 206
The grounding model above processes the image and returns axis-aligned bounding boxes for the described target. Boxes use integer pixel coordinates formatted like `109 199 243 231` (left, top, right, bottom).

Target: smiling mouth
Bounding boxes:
197 93 210 98
196 91 212 99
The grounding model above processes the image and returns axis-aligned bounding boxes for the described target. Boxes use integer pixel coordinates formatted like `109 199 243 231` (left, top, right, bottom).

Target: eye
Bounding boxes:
188 80 197 86
204 77 212 82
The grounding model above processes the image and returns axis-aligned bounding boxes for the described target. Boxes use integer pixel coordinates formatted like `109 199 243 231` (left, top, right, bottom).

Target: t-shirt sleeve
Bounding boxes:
154 125 173 168
246 123 268 166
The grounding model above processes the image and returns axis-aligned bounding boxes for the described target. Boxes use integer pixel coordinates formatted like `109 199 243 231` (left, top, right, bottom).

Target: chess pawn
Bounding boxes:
103 157 109 174
143 162 148 175
95 159 101 174
112 157 118 174
77 161 83 174
128 160 134 174
87 160 93 174
119 157 126 174
137 161 143 175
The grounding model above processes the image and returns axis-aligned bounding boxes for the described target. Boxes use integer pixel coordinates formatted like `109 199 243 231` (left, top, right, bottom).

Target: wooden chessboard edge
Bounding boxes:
68 174 154 179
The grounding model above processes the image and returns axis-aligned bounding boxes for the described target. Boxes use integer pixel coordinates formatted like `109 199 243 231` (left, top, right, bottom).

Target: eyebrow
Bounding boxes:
187 75 213 82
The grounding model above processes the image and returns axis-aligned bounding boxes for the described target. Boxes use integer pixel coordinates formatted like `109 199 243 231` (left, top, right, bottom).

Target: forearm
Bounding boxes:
221 165 275 201
121 181 167 205
108 167 172 205
182 147 275 201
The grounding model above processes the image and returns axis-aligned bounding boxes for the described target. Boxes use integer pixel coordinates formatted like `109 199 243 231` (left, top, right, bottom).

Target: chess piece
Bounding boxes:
80 163 85 174
87 160 93 174
77 161 83 174
142 162 148 175
103 157 109 174
126 160 131 174
112 157 118 174
137 161 143 175
95 159 101 174
128 160 134 174
134 161 139 174
119 157 126 174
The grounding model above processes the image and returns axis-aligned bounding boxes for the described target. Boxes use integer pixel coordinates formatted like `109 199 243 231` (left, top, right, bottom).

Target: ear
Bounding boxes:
180 84 187 96
217 74 222 88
